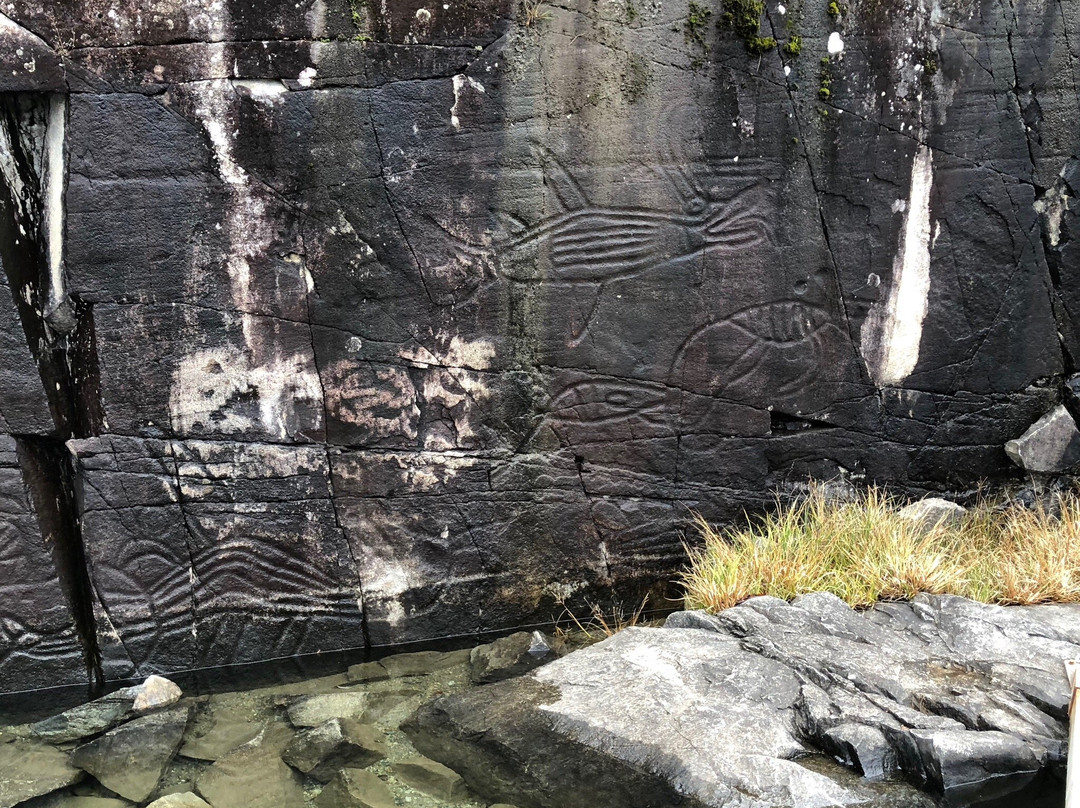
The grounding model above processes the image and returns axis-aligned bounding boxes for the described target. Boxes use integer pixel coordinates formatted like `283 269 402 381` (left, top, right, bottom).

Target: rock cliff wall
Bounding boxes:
0 0 1077 693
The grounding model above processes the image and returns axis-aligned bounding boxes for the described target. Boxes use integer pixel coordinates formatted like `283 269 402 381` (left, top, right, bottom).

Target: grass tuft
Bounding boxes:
681 485 1080 613
554 595 652 643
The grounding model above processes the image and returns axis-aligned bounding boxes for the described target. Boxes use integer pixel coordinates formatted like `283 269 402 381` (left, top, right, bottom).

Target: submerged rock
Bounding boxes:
32 676 183 744
282 718 387 782
1005 404 1080 473
405 594 1078 808
469 631 565 684
30 797 132 808
391 755 467 800
286 693 371 728
284 689 416 729
70 706 191 802
314 769 395 808
378 649 471 678
194 724 303 808
345 662 391 684
179 697 272 762
0 740 83 808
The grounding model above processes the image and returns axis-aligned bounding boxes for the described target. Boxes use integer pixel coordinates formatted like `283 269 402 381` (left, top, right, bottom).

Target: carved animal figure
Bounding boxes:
492 154 770 283
671 299 841 401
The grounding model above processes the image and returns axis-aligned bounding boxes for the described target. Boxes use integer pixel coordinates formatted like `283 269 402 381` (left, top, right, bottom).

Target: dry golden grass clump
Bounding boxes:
682 486 1080 613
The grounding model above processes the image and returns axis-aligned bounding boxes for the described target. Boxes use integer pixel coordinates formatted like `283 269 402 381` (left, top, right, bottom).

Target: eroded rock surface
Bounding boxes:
0 0 1079 689
0 740 83 808
33 676 183 744
405 595 1078 807
70 706 191 802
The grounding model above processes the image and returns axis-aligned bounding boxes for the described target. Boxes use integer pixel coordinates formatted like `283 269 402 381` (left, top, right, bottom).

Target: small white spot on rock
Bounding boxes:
297 66 317 87
827 31 844 55
777 3 785 12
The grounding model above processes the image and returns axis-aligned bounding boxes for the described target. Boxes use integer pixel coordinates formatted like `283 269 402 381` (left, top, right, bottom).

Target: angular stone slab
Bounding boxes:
71 706 191 802
33 675 182 743
178 696 273 762
314 769 396 808
391 756 467 800
71 436 365 678
282 718 387 782
194 725 304 808
1005 405 1080 473
0 437 88 692
0 740 83 808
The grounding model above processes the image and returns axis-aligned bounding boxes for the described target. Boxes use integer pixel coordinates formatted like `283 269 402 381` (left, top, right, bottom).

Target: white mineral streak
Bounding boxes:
0 121 27 216
861 145 934 386
170 346 323 439
450 74 486 130
231 79 289 100
308 0 328 38
1034 177 1072 248
400 336 495 449
43 95 66 315
171 12 322 440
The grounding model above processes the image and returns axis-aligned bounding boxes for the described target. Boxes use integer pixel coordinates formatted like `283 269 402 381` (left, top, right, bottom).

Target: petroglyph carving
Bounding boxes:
671 298 842 402
491 151 770 284
547 378 671 427
430 150 773 343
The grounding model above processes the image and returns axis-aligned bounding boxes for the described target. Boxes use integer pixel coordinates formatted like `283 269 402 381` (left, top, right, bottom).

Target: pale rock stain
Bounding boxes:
861 145 934 386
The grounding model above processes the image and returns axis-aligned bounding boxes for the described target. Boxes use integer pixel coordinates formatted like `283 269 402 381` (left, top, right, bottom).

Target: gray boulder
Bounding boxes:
70 706 191 803
145 795 212 808
896 498 967 531
469 631 565 684
391 755 467 800
33 676 183 743
281 718 387 782
194 724 304 808
406 595 1078 808
1005 404 1080 473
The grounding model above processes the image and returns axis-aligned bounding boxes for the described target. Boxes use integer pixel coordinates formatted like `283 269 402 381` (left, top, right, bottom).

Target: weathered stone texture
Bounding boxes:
406 596 1079 807
0 0 1078 686
0 436 87 691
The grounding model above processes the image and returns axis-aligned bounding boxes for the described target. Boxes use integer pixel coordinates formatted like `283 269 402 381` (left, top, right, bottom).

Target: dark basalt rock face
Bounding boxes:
0 0 1077 690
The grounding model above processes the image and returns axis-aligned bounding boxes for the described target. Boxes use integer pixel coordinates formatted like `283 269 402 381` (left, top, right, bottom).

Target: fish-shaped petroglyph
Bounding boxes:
492 152 771 284
546 378 671 426
672 299 841 400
